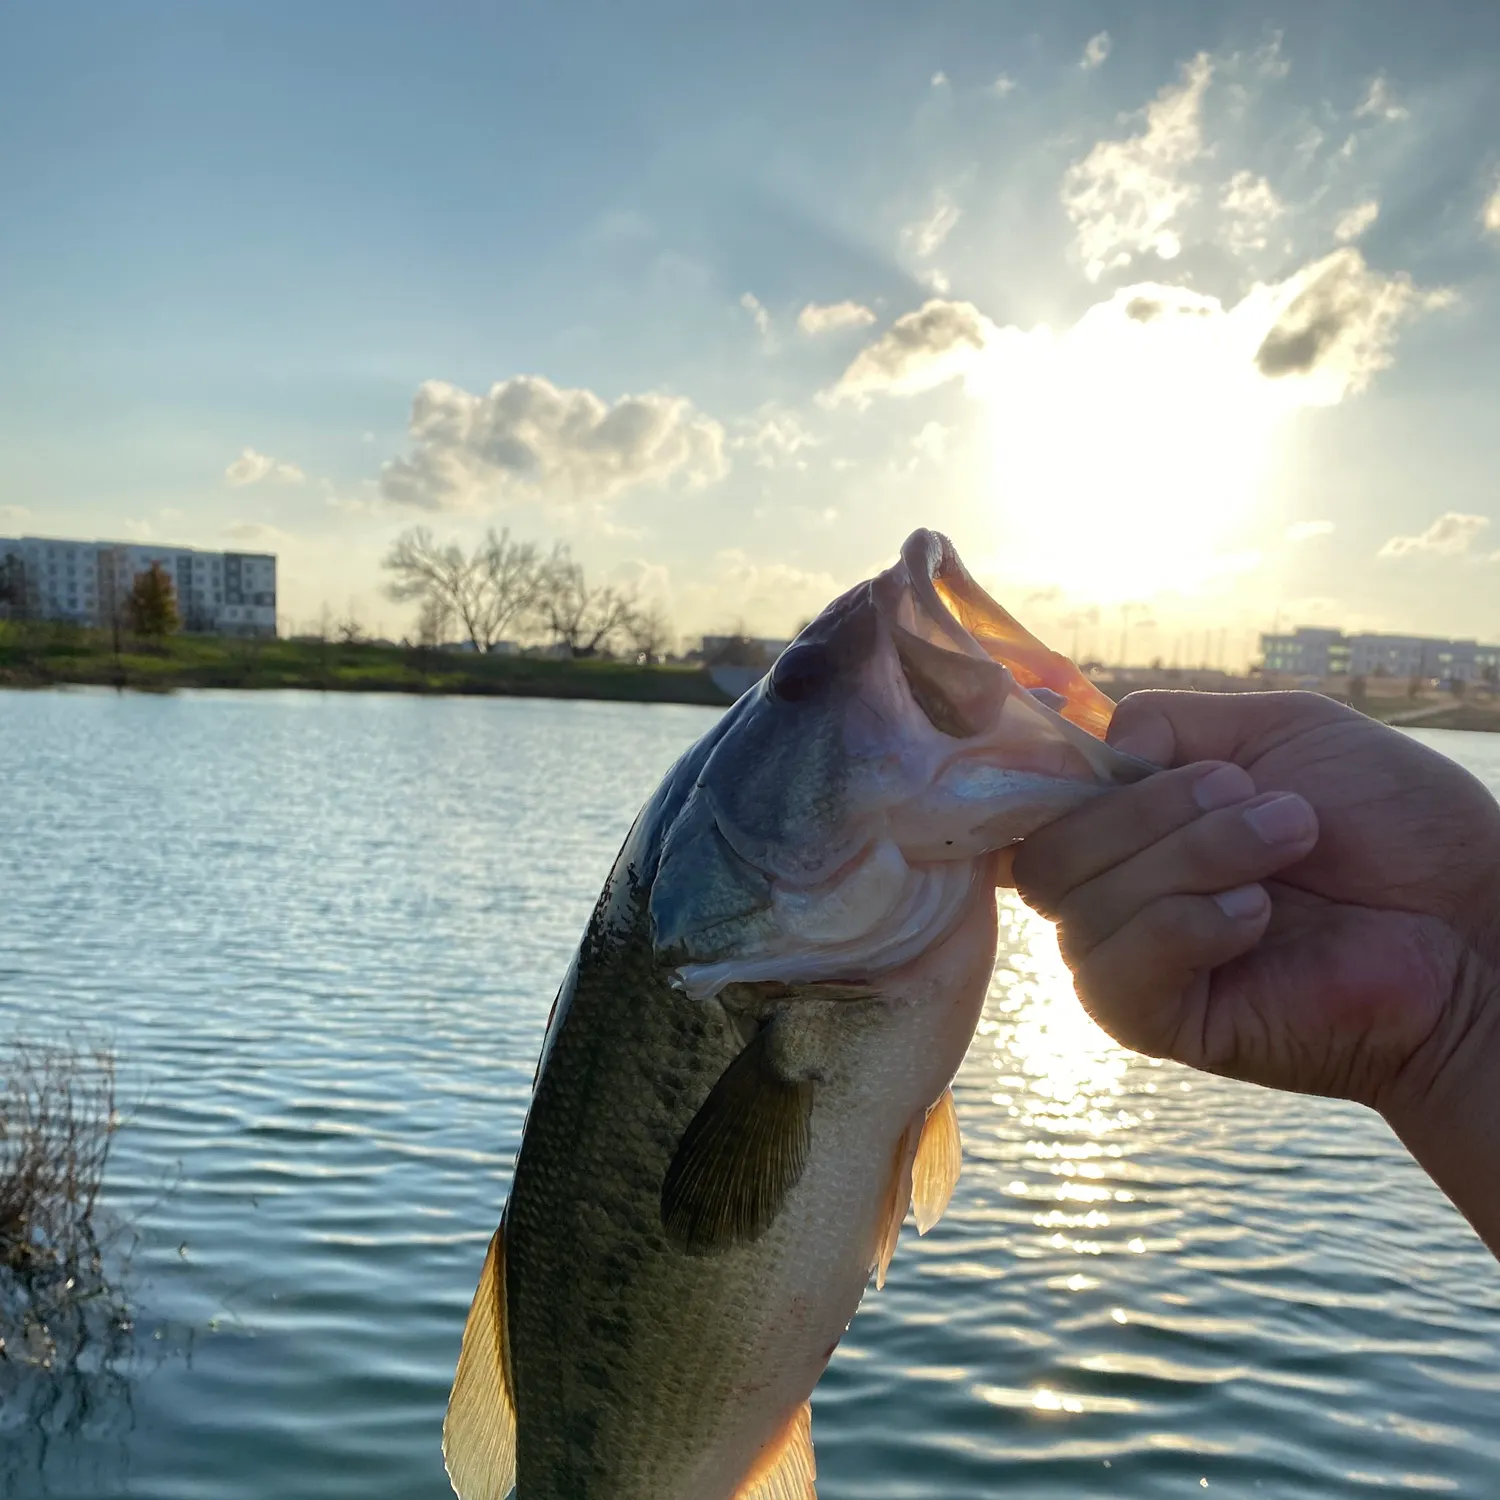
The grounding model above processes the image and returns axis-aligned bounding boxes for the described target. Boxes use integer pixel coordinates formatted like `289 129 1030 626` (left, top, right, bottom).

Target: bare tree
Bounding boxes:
415 596 452 649
335 599 365 645
540 553 638 657
383 527 550 653
624 602 675 664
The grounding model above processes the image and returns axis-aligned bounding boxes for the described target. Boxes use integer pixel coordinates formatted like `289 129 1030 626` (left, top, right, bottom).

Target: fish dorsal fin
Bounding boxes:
662 1025 815 1254
873 1116 922 1290
733 1401 817 1500
912 1088 962 1235
443 1225 518 1500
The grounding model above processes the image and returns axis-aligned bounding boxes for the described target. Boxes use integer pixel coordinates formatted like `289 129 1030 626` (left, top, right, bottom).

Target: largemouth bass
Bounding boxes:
445 529 1150 1500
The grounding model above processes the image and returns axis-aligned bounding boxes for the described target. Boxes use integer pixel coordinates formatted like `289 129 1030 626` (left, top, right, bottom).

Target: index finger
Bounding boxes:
1108 689 1354 767
1013 760 1256 918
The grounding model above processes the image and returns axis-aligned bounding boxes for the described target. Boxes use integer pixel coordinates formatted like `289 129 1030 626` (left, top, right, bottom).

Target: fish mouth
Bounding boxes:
874 529 1154 787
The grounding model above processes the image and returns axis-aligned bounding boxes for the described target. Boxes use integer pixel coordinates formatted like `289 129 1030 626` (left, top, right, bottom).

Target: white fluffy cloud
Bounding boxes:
677 549 843 634
829 299 998 400
1286 520 1335 542
226 448 305 486
1355 74 1408 123
797 300 877 336
901 191 961 262
740 292 770 337
1251 248 1449 402
1080 32 1111 71
1220 171 1283 253
1380 512 1490 558
380 375 727 511
1334 200 1380 243
736 408 817 469
1061 53 1213 278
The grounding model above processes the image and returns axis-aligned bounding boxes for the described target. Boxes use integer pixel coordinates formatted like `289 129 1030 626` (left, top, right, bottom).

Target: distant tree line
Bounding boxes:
381 527 675 662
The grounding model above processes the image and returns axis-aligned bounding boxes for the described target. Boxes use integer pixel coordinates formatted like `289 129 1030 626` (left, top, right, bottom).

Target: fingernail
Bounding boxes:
1108 709 1173 765
1214 884 1267 920
1193 763 1255 812
1242 793 1317 847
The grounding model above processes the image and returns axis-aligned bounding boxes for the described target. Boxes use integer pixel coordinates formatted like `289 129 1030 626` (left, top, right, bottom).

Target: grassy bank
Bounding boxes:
0 624 734 707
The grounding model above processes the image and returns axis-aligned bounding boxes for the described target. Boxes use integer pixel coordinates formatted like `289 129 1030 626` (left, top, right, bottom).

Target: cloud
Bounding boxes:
1482 183 1500 237
740 292 770 338
692 549 842 630
0 504 29 524
225 521 297 549
992 74 1016 97
1061 53 1213 279
911 421 949 464
797 300 877 336
1334 200 1380 243
736 407 817 469
931 71 948 88
122 519 152 541
1355 74 1408 122
1080 32 1111 71
901 190 961 261
226 448 305 486
380 375 727 511
1220 170 1283 253
1379 512 1491 558
1285 519 1335 542
1252 248 1450 400
829 299 998 401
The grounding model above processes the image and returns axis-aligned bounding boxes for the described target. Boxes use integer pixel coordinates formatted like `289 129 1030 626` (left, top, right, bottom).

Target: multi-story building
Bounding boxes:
1259 627 1350 678
1260 626 1500 684
0 536 277 637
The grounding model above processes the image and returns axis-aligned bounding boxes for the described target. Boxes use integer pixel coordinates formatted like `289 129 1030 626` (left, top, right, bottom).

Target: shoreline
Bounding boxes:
0 631 735 707
3 631 1498 731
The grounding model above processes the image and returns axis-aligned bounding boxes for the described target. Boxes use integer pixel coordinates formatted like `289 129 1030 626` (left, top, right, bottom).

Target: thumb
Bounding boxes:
1105 696 1177 765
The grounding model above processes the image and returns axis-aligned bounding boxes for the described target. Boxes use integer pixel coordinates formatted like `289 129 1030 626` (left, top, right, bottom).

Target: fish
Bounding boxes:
443 528 1152 1500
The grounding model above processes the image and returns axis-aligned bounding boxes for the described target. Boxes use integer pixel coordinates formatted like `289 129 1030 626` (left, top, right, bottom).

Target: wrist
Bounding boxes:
1380 937 1500 1257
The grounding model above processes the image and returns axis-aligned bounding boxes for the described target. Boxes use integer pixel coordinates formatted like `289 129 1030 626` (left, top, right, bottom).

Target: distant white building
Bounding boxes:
1260 626 1500 684
0 535 277 637
1259 628 1349 678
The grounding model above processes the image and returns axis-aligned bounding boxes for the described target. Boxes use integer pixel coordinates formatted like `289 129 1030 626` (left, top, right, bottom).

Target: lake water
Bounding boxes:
3 689 1499 1499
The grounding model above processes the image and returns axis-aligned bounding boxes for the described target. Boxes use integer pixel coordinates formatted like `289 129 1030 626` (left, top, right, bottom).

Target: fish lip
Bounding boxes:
876 529 1156 786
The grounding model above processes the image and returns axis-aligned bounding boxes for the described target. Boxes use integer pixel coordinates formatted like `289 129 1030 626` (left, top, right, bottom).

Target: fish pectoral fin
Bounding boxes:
661 1024 814 1254
733 1401 817 1500
912 1087 962 1235
873 1115 922 1290
443 1223 518 1500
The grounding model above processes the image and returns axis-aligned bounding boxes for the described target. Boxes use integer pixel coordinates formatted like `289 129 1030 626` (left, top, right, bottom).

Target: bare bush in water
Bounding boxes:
0 1036 130 1370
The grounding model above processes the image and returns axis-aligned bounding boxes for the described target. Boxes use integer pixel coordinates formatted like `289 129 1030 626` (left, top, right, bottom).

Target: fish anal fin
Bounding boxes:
873 1116 922 1290
912 1087 962 1236
443 1224 518 1500
662 1025 814 1254
733 1400 817 1500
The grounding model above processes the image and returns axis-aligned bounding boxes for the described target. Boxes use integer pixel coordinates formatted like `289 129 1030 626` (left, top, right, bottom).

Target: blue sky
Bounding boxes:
4 2 1500 660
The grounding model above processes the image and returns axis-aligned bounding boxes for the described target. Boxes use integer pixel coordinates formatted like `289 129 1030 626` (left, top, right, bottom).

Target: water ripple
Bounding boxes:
2 692 1498 1498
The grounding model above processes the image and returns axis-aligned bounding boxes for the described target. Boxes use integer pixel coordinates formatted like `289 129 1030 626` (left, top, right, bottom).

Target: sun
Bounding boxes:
968 287 1286 606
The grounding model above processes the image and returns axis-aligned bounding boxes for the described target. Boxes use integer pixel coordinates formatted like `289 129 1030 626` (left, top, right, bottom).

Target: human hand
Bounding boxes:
1012 691 1500 1134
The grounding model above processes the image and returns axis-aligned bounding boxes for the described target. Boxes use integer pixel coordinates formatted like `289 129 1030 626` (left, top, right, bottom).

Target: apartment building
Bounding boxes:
0 536 277 637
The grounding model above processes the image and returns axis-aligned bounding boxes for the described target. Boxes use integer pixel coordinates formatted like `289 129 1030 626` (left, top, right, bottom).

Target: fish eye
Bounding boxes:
770 641 833 703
